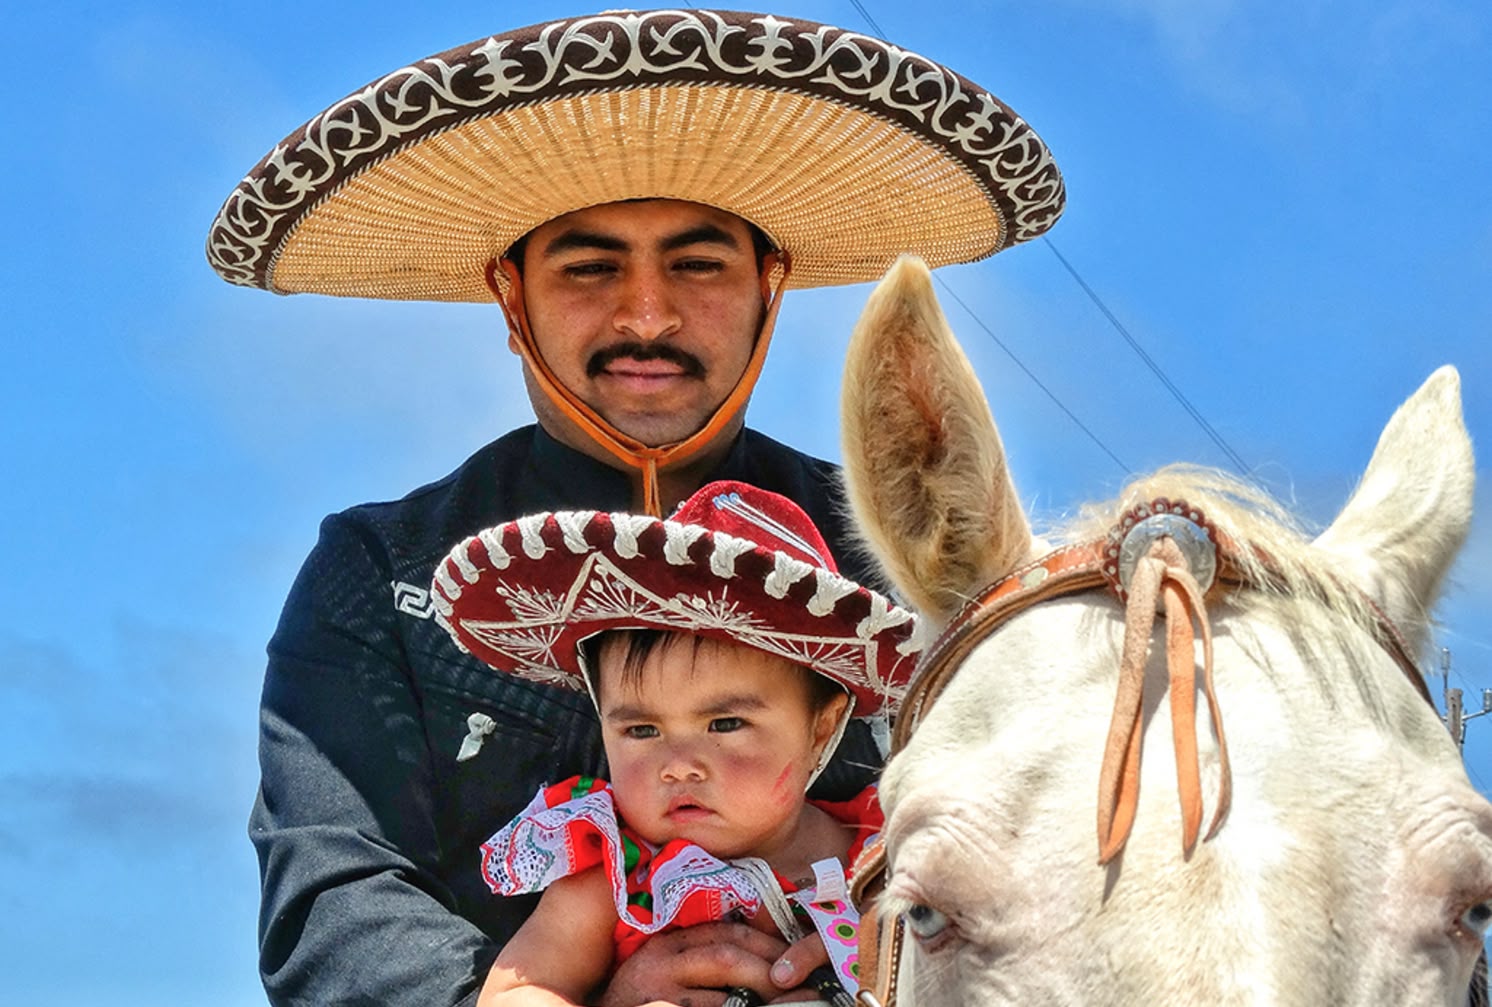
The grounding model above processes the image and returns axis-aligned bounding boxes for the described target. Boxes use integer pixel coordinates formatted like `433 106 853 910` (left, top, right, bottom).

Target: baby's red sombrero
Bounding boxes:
432 481 921 717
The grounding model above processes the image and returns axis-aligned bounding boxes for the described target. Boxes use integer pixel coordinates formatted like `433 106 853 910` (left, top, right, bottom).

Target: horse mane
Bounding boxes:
1042 463 1394 653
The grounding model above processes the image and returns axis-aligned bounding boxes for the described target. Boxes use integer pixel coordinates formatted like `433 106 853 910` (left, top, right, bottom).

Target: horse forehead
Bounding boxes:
881 593 1471 856
899 591 1455 754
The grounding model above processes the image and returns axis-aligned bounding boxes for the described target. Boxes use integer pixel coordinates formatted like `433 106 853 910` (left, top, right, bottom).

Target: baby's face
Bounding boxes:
597 636 844 862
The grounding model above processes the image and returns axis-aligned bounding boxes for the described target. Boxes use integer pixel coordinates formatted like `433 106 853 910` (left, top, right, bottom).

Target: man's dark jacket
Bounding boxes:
253 424 884 1006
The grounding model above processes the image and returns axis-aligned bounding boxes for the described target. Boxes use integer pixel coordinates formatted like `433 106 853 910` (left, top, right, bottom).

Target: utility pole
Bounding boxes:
1442 648 1492 749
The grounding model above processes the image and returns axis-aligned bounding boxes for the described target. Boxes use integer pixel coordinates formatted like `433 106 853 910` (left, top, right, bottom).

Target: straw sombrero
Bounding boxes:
207 8 1064 301
431 480 922 717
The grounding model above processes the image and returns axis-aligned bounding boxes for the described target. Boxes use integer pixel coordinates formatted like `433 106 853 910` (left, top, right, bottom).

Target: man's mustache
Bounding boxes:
586 342 706 378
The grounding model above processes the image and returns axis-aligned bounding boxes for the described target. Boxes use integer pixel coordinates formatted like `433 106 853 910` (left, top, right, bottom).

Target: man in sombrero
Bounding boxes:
207 8 1062 1006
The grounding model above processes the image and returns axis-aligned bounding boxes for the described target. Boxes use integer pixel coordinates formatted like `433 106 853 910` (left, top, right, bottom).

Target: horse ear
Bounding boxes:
840 256 1034 624
1313 366 1474 648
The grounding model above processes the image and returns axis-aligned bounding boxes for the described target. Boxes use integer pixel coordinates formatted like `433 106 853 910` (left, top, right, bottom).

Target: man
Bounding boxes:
207 8 1063 1005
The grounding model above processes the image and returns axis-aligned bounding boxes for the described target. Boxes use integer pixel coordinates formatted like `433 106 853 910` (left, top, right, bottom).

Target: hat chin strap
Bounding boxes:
485 253 793 517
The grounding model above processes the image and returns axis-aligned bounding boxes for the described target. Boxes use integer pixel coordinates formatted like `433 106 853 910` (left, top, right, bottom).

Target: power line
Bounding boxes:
1043 238 1251 476
839 0 1250 479
839 0 1128 471
933 275 1131 473
847 0 886 35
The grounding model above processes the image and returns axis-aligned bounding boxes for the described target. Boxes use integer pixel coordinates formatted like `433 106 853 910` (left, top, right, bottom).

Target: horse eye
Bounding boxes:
1460 901 1492 938
904 903 950 941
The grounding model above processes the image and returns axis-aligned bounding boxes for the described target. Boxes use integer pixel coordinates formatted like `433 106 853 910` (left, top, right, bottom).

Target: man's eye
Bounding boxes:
675 258 724 274
563 261 616 278
709 717 744 732
623 725 659 739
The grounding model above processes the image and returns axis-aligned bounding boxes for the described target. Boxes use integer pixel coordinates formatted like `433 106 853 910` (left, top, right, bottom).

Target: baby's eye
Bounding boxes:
709 717 744 733
623 724 659 739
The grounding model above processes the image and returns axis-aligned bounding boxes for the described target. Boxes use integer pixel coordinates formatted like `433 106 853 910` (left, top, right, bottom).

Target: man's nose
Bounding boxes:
613 267 682 342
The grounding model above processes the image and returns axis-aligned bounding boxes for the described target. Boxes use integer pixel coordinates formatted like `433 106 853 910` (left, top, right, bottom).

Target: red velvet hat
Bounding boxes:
432 481 921 716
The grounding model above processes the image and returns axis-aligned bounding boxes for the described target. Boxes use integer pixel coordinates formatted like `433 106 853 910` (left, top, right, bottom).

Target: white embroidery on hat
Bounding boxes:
434 562 462 600
707 532 756 578
897 617 933 655
436 525 921 719
449 545 481 584
713 491 828 567
555 511 595 554
662 522 708 565
806 569 858 616
463 617 567 667
764 553 813 599
674 590 759 633
478 528 512 570
856 595 913 638
495 578 570 622
517 515 550 560
609 513 654 559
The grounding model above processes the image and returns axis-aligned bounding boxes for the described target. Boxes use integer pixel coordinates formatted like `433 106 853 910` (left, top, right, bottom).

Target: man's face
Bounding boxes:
516 200 767 448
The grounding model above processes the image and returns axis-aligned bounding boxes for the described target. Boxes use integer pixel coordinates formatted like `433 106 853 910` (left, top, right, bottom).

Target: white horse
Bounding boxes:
840 257 1488 1006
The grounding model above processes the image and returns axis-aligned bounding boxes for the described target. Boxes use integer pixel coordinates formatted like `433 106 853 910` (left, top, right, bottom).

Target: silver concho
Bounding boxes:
1117 513 1217 596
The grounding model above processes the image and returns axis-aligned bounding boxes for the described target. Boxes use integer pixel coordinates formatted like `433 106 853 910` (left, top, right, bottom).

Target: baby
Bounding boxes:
432 480 921 1006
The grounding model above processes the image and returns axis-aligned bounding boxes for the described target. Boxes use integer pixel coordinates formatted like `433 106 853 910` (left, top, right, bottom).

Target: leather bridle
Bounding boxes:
847 498 1432 1007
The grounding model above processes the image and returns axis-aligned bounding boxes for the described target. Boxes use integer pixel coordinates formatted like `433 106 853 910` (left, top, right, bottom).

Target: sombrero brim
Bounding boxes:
431 509 922 718
207 8 1064 301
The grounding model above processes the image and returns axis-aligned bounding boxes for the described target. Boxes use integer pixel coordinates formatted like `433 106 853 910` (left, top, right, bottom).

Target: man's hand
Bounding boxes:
598 921 787 1007
764 932 833 1004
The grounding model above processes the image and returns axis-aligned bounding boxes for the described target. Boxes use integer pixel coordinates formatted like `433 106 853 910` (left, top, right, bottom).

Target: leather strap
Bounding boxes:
1096 536 1231 863
849 839 898 1007
892 541 1112 754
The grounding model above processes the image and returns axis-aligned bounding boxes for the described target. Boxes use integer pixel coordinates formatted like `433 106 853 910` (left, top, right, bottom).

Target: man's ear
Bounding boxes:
487 256 529 357
759 250 789 304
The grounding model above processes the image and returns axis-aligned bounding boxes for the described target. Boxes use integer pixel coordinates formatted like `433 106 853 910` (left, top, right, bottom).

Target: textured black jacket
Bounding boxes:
252 424 884 1006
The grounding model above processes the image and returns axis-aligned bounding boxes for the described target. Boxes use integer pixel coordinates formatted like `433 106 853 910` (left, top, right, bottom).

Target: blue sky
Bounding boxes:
3 1 1489 1002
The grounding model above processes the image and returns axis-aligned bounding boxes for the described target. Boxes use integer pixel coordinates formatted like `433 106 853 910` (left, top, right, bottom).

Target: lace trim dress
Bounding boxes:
480 775 881 991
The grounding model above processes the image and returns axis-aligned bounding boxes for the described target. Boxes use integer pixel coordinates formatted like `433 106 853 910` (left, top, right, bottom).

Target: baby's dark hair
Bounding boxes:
582 628 844 712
